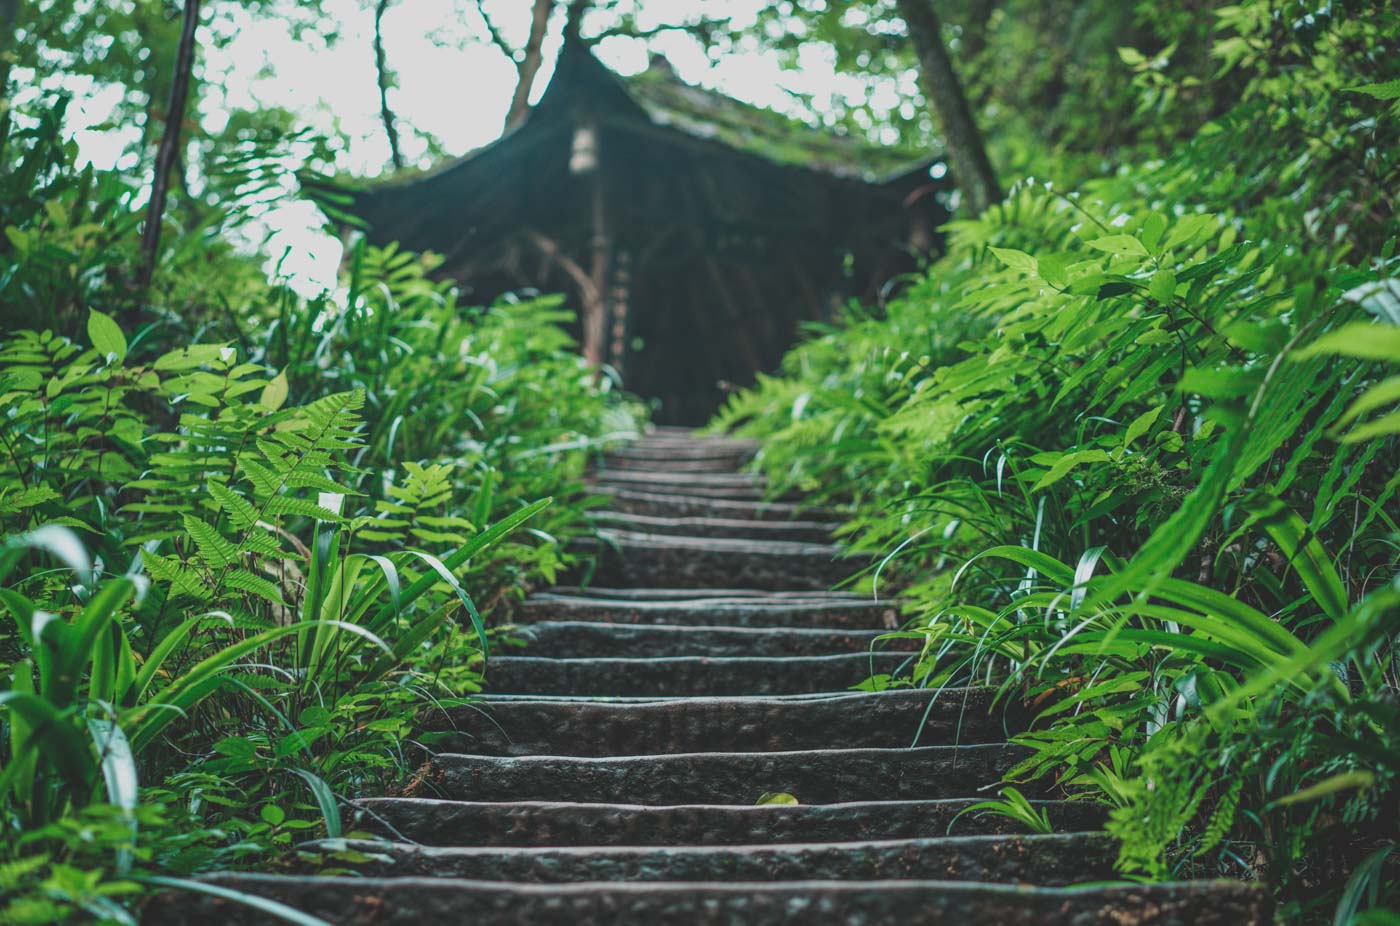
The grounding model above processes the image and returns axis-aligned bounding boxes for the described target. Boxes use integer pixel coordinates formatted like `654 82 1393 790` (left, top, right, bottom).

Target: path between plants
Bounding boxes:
146 428 1271 924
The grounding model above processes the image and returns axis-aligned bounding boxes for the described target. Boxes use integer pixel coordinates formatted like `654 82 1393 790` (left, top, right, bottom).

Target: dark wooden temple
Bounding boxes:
331 40 951 422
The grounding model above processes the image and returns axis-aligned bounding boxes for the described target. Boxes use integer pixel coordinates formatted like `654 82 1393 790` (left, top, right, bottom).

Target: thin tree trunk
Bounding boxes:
503 0 555 131
373 0 403 170
137 0 201 293
896 0 1001 216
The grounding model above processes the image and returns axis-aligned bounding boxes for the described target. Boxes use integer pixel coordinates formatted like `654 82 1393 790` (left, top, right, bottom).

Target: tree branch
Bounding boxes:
374 0 404 170
504 0 553 131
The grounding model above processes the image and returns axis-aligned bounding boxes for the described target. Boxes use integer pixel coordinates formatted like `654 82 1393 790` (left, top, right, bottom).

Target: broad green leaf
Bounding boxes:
1295 322 1400 362
1247 498 1349 623
261 369 290 410
87 309 127 361
989 247 1037 274
1122 406 1163 447
1032 449 1110 491
1086 235 1149 258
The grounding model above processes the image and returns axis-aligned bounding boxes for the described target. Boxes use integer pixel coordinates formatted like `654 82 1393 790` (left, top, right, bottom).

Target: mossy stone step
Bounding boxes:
424 689 1005 756
590 511 839 543
516 594 898 629
298 833 1119 885
603 488 838 521
485 653 911 698
352 797 1108 847
503 621 912 658
146 875 1272 925
418 745 1031 805
583 532 863 590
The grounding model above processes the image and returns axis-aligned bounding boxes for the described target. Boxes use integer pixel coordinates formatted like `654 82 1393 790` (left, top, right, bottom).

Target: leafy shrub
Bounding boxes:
716 3 1399 921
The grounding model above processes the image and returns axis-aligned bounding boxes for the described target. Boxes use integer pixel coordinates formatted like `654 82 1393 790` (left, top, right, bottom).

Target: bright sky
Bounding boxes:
59 0 894 294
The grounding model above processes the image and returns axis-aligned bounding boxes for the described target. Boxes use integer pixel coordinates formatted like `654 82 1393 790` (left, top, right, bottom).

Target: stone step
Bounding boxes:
504 621 912 658
299 833 1118 885
147 875 1272 925
585 532 863 591
590 511 839 543
595 470 763 489
516 594 899 629
601 453 752 473
418 745 1030 805
535 587 871 602
353 797 1109 847
604 488 838 521
422 689 1012 756
485 653 911 698
597 481 773 501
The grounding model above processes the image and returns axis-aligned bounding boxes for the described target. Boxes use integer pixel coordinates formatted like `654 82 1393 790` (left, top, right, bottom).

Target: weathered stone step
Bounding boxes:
605 488 838 521
504 621 911 658
596 470 762 489
486 653 910 698
353 797 1108 847
601 453 752 473
516 594 899 629
419 745 1029 805
148 875 1272 925
535 587 871 602
585 532 863 591
590 511 839 543
300 833 1118 885
424 689 1008 756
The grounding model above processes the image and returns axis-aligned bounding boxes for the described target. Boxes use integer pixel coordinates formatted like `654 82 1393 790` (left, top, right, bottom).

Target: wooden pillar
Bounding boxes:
572 117 613 370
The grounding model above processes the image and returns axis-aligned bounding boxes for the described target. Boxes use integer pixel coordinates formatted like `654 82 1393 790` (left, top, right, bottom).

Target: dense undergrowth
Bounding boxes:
0 107 640 921
716 4 1399 923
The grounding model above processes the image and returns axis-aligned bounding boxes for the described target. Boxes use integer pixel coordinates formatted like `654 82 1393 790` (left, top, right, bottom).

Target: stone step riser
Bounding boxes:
505 622 912 658
148 876 1273 925
515 597 898 629
601 456 753 473
298 834 1119 886
353 798 1108 847
582 544 861 592
421 746 1031 805
590 513 838 543
484 653 911 698
604 489 835 521
423 689 1011 756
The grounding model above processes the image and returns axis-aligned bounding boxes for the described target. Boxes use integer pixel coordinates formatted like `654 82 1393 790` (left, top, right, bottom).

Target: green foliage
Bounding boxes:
0 167 639 920
718 3 1399 921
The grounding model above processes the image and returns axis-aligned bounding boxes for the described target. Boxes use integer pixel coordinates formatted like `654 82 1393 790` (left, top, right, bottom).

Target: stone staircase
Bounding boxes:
146 428 1271 924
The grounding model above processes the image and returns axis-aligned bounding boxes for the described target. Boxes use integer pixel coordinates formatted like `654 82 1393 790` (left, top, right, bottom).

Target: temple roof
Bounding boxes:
618 53 927 182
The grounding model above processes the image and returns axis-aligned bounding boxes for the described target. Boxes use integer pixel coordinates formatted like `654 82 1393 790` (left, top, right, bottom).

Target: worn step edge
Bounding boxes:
503 621 916 658
485 652 912 697
589 512 839 543
516 596 900 629
297 833 1118 885
533 587 872 601
145 875 1272 926
418 745 1032 805
423 688 1012 755
604 488 840 522
352 797 1109 847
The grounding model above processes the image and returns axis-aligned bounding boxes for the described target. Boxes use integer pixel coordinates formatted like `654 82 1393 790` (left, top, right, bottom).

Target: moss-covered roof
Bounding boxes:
620 55 929 183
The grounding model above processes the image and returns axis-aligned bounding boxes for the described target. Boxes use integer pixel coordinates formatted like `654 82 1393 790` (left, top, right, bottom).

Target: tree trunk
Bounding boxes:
374 0 403 170
0 0 19 158
895 0 1001 216
137 0 201 293
504 0 555 132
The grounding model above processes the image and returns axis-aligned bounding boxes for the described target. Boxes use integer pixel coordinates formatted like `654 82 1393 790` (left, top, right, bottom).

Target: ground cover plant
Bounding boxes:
0 101 640 922
715 2 1399 922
